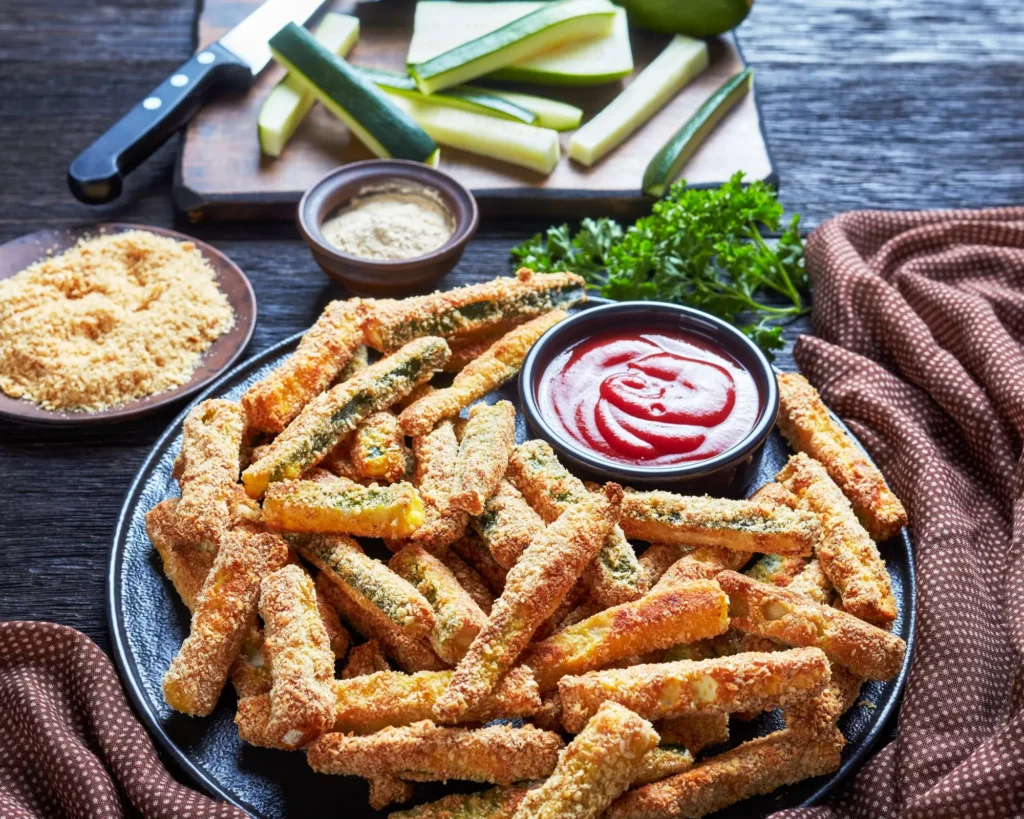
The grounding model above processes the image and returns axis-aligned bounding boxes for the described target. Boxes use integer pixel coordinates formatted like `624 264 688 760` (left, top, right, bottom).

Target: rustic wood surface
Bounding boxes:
0 0 1021 658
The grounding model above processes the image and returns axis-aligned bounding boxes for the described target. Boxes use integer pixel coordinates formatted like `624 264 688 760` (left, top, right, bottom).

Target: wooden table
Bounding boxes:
1 0 1020 653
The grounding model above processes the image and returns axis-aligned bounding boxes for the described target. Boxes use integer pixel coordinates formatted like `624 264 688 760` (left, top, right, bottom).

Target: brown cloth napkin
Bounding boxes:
777 208 1024 818
0 621 246 818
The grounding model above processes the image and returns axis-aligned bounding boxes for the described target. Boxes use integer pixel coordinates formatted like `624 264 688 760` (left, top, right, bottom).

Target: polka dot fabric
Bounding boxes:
0 621 246 818
775 207 1024 819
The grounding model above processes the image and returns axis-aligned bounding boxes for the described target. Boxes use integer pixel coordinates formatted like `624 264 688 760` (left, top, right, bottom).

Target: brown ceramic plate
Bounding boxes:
0 223 256 427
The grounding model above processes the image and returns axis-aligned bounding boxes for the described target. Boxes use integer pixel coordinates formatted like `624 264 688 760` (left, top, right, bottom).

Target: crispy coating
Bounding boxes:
638 543 686 590
523 580 729 692
558 647 830 733
640 543 748 589
441 551 495 614
390 544 489 663
786 559 834 605
411 420 470 552
512 702 659 819
390 785 532 819
369 776 415 811
530 690 564 732
264 476 424 539
342 640 391 679
508 441 647 606
163 530 289 716
717 570 906 679
778 452 897 625
435 484 623 720
314 585 351 660
607 726 845 819
544 582 594 637
306 721 564 785
633 747 694 785
783 661 864 738
362 269 585 352
746 553 809 588
451 535 508 595
748 480 799 508
399 311 569 437
243 337 450 498
230 625 273 699
146 499 214 610
656 714 729 755
335 343 369 383
451 400 517 516
242 299 364 435
472 479 546 569
776 372 907 541
351 411 412 483
319 436 370 484
443 332 507 372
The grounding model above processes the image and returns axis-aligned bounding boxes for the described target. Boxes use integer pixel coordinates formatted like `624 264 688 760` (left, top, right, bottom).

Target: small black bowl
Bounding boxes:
519 301 779 497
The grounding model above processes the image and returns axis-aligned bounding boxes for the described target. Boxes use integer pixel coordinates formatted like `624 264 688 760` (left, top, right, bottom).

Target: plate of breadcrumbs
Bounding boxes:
0 223 256 425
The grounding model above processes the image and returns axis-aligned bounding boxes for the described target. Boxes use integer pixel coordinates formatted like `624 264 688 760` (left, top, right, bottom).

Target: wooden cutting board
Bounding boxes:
175 0 776 221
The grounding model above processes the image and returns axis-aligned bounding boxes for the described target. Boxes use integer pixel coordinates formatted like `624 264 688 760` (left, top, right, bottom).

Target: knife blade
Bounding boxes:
68 0 328 204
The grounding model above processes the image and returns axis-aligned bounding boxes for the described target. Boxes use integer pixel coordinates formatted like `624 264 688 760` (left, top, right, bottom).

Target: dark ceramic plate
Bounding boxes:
0 223 256 426
108 308 915 818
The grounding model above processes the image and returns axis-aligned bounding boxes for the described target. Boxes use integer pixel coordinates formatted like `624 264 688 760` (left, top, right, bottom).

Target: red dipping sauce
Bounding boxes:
537 328 763 467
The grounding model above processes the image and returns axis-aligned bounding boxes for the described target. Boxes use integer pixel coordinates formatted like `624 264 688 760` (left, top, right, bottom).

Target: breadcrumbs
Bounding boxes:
0 230 234 411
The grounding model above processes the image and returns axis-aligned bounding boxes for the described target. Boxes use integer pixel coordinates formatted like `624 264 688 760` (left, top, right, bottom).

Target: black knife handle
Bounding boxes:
68 43 252 204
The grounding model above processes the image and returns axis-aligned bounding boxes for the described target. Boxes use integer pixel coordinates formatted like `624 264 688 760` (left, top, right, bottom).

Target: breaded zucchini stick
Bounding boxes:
786 558 834 605
472 479 546 570
717 570 906 679
335 343 369 383
746 553 809 587
163 530 289 716
656 714 729 755
435 484 624 720
391 786 532 819
362 268 585 352
558 647 829 732
146 498 214 609
507 441 647 606
399 310 569 437
640 543 748 589
512 702 659 819
351 411 412 483
443 331 507 372
314 584 350 660
633 747 694 786
343 639 391 679
778 452 896 625
391 545 489 663
607 726 845 819
242 299 364 435
450 535 508 595
776 372 907 541
522 580 729 691
451 400 517 516
369 776 414 811
306 721 564 784
441 551 495 614
410 420 469 552
783 661 864 738
243 337 450 498
264 476 424 539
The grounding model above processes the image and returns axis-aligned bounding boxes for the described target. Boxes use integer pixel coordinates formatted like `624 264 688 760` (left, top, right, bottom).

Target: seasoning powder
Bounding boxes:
321 184 455 261
0 230 234 412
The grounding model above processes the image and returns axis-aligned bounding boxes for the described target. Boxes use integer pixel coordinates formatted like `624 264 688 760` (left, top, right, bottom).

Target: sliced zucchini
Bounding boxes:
408 0 617 95
468 88 583 130
268 23 439 165
258 14 360 158
642 67 753 197
569 35 709 167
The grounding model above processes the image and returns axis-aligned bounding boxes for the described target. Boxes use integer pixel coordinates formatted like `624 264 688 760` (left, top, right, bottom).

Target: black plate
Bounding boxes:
108 324 915 818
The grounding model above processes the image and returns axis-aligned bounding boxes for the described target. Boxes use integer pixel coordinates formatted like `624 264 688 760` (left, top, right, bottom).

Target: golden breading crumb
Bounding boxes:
368 776 414 811
632 747 694 786
314 585 351 660
786 558 834 605
390 785 532 819
343 640 391 679
656 713 729 755
783 661 864 738
451 400 517 516
745 553 809 588
472 479 546 570
146 498 214 610
441 551 495 615
350 411 413 483
410 420 470 552
451 535 508 595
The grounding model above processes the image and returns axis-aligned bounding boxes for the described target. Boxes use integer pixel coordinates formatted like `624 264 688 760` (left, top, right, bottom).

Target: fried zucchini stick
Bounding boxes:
778 452 896 625
717 571 906 679
441 551 495 614
163 530 289 716
443 331 507 372
399 311 569 437
507 441 646 606
640 544 748 588
242 299 364 435
243 337 450 498
351 411 412 483
633 747 694 785
522 580 729 691
315 585 351 660
783 661 864 738
362 268 585 352
343 640 391 679
369 776 414 811
451 400 517 516
786 559 834 605
410 420 469 552
776 372 907 541
306 721 563 784
391 786 532 819
746 553 809 588
656 714 729 755
472 479 546 570
335 343 369 383
451 535 509 595
513 702 659 819
146 498 214 610
435 484 623 720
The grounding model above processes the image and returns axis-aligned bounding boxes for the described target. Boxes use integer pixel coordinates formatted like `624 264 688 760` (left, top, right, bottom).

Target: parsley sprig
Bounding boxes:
510 172 808 355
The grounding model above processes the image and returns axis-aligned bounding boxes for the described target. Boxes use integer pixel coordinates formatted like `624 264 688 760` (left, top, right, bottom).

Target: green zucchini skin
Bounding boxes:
642 67 753 197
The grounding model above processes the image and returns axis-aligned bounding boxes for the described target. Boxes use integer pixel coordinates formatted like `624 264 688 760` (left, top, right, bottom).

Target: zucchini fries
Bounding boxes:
451 400 517 516
472 479 545 569
350 411 412 483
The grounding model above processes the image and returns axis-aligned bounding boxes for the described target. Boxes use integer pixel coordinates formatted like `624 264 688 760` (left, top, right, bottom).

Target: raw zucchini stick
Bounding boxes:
513 702 659 819
435 484 623 721
350 411 413 483
306 721 564 784
558 647 829 733
569 35 708 166
163 531 289 716
479 88 583 130
342 639 391 679
656 713 729 755
778 452 897 625
508 440 647 606
472 479 546 569
451 400 517 516
522 579 729 691
634 747 694 786
607 727 845 819
392 786 531 819
620 488 820 555
776 372 907 541
399 311 570 437
315 585 351 660
441 551 495 614
362 269 586 353
390 544 489 663
242 336 450 498
410 420 470 552
717 571 906 680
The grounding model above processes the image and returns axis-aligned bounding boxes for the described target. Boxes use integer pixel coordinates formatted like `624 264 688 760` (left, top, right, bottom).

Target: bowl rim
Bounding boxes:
519 300 780 481
296 158 480 270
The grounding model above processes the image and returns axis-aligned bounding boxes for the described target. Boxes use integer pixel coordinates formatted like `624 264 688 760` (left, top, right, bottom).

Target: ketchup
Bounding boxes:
537 329 762 467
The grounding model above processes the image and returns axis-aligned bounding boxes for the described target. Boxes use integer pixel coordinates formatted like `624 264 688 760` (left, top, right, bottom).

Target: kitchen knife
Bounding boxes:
68 0 328 204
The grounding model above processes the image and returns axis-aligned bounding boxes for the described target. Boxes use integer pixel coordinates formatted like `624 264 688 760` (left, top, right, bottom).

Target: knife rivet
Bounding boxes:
197 51 215 64
171 74 189 87
143 97 162 110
